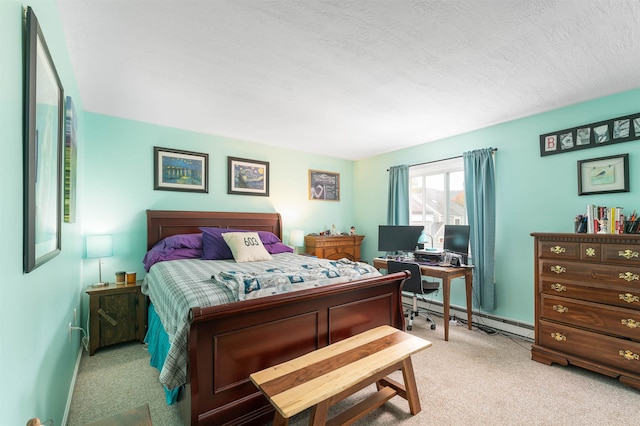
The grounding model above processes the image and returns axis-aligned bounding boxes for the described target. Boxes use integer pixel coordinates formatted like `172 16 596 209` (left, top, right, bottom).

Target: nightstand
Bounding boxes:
304 235 365 261
86 281 147 356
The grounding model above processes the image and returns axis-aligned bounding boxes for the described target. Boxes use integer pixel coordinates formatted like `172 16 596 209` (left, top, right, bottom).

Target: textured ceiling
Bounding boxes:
57 0 640 160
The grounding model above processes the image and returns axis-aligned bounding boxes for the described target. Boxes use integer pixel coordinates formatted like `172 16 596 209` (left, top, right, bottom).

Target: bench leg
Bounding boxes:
273 410 289 426
309 399 331 426
401 357 421 415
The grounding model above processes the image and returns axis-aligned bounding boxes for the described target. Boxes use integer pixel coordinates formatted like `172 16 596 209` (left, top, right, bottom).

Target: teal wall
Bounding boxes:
1 1 639 423
354 88 640 324
1 1 85 425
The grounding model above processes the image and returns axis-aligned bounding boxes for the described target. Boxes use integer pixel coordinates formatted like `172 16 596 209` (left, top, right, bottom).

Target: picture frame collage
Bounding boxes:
540 112 640 157
154 148 340 201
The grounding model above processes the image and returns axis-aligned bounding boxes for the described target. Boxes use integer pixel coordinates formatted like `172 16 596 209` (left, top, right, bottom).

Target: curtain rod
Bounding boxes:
387 147 497 171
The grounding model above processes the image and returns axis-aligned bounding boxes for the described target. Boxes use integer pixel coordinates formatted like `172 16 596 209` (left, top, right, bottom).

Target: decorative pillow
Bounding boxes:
221 232 273 263
200 227 281 260
264 242 294 254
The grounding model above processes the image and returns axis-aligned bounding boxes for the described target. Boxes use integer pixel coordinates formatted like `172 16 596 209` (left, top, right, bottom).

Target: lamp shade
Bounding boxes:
85 234 113 259
417 230 429 244
289 230 305 247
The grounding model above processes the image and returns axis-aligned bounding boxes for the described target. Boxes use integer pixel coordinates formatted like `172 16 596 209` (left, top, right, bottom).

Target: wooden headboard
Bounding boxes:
146 210 284 250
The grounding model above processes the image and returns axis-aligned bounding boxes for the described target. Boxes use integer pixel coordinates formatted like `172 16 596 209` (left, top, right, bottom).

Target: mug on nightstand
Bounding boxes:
115 271 126 285
125 272 137 285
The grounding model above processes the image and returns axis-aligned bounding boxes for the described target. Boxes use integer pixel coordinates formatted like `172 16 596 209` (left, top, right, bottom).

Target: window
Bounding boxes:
409 157 466 249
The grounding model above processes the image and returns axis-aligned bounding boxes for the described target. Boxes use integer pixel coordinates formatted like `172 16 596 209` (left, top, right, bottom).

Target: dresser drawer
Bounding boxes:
540 278 640 309
602 244 640 266
539 259 640 287
541 295 640 341
538 319 640 375
538 241 580 260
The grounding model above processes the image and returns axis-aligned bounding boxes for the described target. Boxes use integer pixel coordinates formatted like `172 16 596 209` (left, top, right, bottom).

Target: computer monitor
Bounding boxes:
443 225 470 262
378 225 423 253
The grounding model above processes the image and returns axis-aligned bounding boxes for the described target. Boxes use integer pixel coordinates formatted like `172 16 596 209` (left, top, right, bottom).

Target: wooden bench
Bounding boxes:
249 325 432 426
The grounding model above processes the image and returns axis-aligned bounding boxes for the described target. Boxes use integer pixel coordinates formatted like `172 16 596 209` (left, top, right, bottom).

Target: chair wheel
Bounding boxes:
406 325 412 331
430 324 436 330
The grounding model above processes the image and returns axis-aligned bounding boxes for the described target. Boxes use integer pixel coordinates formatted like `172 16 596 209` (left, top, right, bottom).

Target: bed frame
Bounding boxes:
146 210 407 425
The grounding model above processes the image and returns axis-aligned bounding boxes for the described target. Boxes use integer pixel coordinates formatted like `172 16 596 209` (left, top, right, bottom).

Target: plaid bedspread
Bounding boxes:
142 253 381 390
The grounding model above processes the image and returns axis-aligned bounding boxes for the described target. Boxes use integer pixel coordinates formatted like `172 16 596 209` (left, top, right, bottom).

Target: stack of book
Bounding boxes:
585 205 638 234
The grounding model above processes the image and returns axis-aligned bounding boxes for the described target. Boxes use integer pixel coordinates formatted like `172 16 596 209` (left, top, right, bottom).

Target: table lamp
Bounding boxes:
417 229 433 250
289 229 305 254
85 234 113 285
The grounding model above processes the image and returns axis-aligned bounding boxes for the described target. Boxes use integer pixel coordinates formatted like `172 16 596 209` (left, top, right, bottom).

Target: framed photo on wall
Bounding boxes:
309 169 340 201
577 153 629 196
23 7 64 272
227 156 270 196
153 147 208 193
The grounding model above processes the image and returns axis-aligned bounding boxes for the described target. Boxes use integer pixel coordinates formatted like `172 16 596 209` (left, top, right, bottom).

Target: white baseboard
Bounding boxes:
62 345 83 426
404 296 534 341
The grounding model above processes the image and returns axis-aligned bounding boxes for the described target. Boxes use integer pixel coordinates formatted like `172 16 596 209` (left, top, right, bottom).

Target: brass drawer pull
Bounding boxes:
620 293 640 304
619 272 640 282
621 319 639 329
550 265 566 274
553 305 568 313
619 350 640 361
550 246 566 254
585 247 596 257
550 283 566 292
551 332 566 342
618 249 639 260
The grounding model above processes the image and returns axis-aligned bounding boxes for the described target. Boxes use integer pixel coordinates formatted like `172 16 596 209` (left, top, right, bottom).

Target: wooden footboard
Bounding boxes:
181 271 407 426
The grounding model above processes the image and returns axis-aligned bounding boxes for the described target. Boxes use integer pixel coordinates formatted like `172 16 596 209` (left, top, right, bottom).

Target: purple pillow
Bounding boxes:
200 227 281 260
143 247 203 271
154 233 202 250
264 242 294 255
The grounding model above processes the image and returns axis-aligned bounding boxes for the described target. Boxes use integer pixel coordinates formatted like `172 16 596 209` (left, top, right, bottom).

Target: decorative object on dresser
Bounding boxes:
86 282 147 356
304 234 365 261
153 146 208 193
85 234 113 286
531 232 640 390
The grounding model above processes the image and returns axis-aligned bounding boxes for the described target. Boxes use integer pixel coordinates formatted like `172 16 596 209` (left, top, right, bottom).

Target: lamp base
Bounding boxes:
91 282 109 288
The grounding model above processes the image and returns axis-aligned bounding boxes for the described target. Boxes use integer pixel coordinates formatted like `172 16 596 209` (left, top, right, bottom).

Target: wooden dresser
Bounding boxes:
304 234 365 261
531 232 640 389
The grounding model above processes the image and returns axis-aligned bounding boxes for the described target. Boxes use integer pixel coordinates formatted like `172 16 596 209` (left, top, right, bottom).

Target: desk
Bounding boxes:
373 258 473 341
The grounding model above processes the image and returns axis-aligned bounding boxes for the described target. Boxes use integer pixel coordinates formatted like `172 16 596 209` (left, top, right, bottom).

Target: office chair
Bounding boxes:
387 260 439 331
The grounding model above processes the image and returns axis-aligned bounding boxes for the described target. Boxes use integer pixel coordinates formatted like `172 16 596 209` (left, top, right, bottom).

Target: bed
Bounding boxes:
143 210 407 425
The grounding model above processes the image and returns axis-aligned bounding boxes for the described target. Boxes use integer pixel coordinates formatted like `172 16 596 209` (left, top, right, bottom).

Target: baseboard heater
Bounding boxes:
403 296 534 341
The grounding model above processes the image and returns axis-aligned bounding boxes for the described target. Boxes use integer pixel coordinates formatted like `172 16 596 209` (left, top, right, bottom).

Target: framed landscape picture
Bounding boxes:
153 147 208 193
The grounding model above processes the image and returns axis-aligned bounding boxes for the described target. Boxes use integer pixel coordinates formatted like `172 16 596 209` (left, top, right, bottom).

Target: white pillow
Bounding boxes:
222 232 273 263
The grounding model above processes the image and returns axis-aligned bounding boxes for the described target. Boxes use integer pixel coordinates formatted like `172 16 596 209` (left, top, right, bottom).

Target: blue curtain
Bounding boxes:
387 165 409 225
463 149 496 310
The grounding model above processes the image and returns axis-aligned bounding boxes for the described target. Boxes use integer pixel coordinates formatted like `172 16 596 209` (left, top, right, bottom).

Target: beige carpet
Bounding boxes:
67 316 640 425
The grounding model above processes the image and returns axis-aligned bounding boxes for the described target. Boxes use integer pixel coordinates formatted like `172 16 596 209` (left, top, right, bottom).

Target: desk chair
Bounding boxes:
387 260 440 331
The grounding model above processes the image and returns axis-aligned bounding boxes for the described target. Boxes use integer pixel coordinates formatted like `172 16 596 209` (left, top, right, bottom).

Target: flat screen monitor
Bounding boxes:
443 225 470 258
378 225 423 253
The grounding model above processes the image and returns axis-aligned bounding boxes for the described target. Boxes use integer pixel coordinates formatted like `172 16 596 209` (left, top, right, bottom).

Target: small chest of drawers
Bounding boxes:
304 235 365 261
531 233 640 389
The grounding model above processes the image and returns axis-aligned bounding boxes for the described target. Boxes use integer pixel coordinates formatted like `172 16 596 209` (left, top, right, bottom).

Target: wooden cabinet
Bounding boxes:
304 235 365 261
531 233 640 389
86 282 147 356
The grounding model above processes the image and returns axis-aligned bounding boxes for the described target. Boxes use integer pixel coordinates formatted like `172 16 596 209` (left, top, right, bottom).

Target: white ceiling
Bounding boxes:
57 0 640 161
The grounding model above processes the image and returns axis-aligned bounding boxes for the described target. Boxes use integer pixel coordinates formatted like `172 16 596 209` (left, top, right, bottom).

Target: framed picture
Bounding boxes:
64 96 77 223
23 7 64 272
153 147 208 193
540 112 639 156
309 169 340 201
227 156 269 196
577 154 629 196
